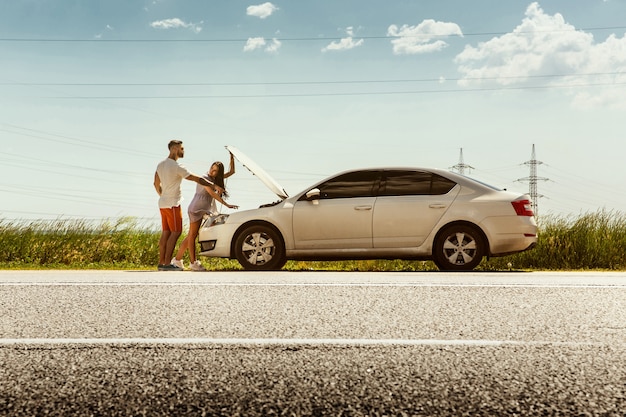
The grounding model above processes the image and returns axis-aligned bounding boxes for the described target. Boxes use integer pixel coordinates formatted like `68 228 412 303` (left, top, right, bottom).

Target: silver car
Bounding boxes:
198 146 537 271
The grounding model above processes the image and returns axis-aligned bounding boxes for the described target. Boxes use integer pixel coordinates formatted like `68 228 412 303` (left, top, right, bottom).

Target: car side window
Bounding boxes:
314 170 381 199
431 173 457 194
381 170 456 196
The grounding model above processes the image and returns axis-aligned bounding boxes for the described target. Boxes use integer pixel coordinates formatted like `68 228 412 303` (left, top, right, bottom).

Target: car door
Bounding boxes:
292 170 381 249
373 169 459 248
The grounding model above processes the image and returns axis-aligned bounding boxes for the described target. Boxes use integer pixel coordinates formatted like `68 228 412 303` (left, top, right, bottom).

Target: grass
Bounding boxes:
0 217 158 270
1 210 625 271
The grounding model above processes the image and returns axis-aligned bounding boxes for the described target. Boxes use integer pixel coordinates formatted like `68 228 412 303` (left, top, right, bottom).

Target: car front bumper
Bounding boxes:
198 222 241 258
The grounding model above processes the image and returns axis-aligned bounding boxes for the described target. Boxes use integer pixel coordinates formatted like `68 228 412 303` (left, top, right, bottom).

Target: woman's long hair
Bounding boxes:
209 161 228 198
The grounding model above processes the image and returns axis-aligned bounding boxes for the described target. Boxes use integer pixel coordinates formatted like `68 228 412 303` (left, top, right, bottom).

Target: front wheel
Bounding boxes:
234 224 286 271
433 225 485 271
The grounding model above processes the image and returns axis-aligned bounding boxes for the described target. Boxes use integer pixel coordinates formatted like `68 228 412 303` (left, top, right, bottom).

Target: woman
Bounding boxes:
172 152 237 271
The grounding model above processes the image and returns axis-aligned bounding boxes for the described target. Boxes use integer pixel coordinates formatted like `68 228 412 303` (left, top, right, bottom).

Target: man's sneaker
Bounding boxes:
171 258 185 270
159 263 184 271
190 260 206 271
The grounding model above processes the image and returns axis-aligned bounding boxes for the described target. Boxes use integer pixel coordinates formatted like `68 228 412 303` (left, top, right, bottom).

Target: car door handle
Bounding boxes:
429 204 447 209
354 205 373 211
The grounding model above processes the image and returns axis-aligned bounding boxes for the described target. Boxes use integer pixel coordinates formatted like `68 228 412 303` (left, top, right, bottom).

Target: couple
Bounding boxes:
154 140 238 271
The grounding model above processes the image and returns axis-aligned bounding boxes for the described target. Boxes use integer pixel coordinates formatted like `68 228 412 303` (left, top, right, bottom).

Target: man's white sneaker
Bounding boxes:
190 260 206 271
171 258 185 270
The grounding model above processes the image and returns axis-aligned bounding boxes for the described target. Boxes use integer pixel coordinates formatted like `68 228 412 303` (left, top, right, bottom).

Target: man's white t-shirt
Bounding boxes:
156 158 191 209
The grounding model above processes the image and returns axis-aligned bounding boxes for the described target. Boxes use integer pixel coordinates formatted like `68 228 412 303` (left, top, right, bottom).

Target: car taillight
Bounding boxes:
511 199 534 216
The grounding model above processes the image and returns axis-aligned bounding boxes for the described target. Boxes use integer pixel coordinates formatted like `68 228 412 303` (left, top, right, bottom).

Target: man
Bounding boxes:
154 140 220 271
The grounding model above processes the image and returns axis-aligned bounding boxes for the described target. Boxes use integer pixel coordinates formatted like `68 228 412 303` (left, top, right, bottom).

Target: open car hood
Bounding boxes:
226 145 289 200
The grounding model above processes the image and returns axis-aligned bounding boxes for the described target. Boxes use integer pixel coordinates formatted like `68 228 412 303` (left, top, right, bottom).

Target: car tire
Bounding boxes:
234 224 286 271
433 224 485 271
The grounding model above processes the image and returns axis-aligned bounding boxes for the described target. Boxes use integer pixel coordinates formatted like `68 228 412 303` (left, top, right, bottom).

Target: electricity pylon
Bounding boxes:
517 144 549 216
450 148 474 175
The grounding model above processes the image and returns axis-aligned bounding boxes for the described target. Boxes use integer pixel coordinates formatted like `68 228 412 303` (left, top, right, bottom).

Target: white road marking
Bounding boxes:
2 270 625 287
0 338 606 347
1 282 624 288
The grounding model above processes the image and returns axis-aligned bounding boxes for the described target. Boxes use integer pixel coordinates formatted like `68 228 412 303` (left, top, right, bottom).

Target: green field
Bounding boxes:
1 210 625 271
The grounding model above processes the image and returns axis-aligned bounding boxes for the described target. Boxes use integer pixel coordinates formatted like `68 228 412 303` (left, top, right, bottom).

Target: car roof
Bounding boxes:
308 167 503 192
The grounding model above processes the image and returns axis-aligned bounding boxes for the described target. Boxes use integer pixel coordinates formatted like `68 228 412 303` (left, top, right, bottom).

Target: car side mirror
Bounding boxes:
306 188 321 205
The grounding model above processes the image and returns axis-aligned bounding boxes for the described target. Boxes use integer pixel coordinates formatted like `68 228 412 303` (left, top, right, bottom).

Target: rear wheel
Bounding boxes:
433 224 485 271
234 224 286 271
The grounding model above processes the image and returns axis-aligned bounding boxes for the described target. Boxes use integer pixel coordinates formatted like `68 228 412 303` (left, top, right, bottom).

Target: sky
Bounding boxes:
1 0 626 225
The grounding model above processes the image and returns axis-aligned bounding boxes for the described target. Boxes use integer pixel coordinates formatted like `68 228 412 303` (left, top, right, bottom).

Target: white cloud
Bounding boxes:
244 37 282 53
247 2 279 19
265 38 282 53
150 18 202 34
322 27 364 52
454 2 626 109
244 37 266 52
387 19 463 55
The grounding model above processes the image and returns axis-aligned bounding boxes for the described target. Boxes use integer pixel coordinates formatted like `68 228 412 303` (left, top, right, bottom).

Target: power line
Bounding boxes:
0 152 145 178
2 72 622 87
0 210 157 222
0 124 161 160
35 80 626 99
1 26 625 42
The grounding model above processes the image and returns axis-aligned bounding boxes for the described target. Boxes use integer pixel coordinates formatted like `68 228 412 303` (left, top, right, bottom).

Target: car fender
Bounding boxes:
227 202 296 256
426 218 491 257
229 219 287 259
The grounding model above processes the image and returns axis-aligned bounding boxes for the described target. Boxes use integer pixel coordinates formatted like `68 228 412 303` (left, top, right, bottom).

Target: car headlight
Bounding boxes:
207 213 229 227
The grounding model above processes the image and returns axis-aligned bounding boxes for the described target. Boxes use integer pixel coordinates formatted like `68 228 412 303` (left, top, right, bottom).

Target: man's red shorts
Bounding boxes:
160 206 183 232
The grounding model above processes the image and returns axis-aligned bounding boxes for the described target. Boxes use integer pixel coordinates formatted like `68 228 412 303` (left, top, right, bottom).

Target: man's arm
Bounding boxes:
186 174 224 194
153 172 162 195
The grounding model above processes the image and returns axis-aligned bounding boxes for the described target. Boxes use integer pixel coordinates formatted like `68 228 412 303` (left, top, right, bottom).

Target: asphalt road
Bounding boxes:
1 270 625 416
